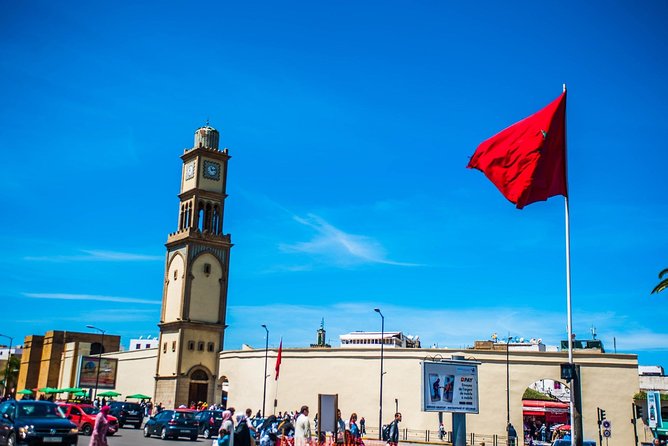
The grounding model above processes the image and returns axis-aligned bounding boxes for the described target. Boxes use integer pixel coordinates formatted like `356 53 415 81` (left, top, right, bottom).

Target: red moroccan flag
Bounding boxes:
274 339 283 380
467 91 568 209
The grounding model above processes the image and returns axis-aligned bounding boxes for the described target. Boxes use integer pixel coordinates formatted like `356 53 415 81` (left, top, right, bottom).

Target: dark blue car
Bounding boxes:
0 400 79 446
144 409 198 441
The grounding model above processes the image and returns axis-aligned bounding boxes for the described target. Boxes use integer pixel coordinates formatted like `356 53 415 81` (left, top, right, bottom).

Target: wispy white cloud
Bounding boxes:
280 213 418 267
22 292 160 305
23 250 162 262
16 309 157 324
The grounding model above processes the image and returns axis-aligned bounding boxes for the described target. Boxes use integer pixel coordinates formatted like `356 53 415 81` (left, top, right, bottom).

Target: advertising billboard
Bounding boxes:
421 360 479 413
76 356 118 390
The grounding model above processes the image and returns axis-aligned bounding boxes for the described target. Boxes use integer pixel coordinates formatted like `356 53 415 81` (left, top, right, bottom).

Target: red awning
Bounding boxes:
522 400 569 423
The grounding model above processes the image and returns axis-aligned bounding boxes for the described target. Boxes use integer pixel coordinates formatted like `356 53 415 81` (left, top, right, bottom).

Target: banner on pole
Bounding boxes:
421 360 479 413
648 391 662 428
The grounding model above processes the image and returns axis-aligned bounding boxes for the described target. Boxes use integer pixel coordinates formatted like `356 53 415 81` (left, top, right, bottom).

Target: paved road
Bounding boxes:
104 425 211 446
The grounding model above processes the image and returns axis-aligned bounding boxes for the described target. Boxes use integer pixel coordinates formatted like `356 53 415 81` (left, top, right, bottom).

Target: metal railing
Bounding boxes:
365 427 515 446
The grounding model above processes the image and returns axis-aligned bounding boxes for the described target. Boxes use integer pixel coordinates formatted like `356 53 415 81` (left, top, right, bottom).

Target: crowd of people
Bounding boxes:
210 404 393 446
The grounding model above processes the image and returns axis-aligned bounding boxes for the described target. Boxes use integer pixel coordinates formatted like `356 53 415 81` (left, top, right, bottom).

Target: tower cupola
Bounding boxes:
194 124 219 149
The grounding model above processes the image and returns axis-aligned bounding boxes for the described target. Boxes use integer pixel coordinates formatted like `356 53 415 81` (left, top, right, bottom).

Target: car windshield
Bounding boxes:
18 403 65 419
81 406 99 415
175 412 195 420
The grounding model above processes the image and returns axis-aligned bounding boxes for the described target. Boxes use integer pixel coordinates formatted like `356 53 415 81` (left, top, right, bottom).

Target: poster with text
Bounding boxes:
421 360 479 413
76 356 118 389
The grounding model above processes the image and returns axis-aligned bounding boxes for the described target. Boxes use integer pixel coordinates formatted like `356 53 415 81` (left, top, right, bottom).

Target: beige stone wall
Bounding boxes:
219 347 638 446
188 253 222 323
107 348 157 399
157 332 180 376
164 253 185 322
179 328 219 376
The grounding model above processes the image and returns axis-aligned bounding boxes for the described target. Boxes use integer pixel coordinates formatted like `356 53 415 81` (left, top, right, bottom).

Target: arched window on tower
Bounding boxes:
212 206 220 235
197 202 205 232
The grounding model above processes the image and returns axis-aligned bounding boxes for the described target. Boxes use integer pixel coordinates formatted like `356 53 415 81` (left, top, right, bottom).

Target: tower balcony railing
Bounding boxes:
167 227 231 243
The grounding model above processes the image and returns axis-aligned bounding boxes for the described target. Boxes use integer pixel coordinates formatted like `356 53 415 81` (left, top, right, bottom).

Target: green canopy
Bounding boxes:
17 389 33 395
60 387 84 393
97 391 121 397
39 387 60 394
126 393 151 399
72 390 88 397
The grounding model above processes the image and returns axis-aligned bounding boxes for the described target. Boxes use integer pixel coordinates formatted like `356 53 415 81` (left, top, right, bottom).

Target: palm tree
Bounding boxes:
651 268 668 294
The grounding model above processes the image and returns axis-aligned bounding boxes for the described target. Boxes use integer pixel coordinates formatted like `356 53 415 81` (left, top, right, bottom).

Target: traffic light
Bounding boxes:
635 404 643 419
600 409 606 421
561 363 576 382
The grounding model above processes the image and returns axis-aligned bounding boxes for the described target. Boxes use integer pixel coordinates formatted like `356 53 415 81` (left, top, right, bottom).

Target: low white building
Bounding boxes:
128 336 159 351
339 331 420 348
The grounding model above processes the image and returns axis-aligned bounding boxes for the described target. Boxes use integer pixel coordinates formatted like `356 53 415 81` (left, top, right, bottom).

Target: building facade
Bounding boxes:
154 124 232 407
16 331 119 395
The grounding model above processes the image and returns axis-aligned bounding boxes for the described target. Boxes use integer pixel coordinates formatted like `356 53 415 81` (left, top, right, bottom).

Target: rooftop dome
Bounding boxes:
194 123 219 149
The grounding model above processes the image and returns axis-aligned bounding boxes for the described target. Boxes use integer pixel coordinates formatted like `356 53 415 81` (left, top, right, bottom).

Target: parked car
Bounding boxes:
0 400 78 446
58 403 119 436
195 410 224 438
108 401 143 429
144 409 199 441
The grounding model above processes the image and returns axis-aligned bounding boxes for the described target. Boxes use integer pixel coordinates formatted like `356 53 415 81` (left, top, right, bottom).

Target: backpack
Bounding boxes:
382 424 391 442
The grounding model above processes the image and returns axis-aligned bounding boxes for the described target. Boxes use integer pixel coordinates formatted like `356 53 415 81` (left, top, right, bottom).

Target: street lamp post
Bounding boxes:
85 325 106 401
374 308 385 440
506 335 511 428
0 334 13 398
261 324 269 418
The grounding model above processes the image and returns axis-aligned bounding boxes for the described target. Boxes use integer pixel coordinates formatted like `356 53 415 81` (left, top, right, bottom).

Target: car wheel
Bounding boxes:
7 433 16 446
82 423 93 436
204 427 211 439
161 427 169 440
136 423 142 429
144 426 151 437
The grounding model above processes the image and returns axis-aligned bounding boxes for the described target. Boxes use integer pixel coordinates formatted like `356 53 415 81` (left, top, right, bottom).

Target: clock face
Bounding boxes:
185 162 195 180
203 160 221 180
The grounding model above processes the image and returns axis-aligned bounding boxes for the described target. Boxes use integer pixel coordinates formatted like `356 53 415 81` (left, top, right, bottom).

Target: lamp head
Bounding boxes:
374 308 380 313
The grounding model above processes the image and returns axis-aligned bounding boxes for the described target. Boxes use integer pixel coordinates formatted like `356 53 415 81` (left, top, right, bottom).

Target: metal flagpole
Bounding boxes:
562 83 576 446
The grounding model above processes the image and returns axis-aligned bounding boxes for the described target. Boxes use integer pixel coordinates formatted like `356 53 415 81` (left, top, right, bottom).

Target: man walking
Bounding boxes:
294 405 312 446
387 413 401 446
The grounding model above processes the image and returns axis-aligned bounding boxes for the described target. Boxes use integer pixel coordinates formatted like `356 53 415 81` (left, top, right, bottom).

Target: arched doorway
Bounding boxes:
522 379 571 444
219 376 229 409
188 369 210 404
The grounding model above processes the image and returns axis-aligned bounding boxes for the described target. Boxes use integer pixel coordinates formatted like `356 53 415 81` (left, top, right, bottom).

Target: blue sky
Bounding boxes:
1 1 667 369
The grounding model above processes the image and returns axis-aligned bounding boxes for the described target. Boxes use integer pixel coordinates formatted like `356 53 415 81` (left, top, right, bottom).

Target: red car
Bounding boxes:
58 403 120 436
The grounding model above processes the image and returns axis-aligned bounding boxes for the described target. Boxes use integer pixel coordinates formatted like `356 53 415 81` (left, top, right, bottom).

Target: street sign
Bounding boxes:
602 420 611 429
603 429 612 438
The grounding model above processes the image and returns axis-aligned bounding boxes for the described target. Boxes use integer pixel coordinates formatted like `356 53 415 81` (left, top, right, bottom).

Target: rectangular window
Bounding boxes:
145 344 150 349
163 342 167 353
207 342 214 352
135 343 141 349
172 341 176 352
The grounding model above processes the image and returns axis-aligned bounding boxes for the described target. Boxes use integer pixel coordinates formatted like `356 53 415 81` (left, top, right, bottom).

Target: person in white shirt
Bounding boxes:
294 405 311 446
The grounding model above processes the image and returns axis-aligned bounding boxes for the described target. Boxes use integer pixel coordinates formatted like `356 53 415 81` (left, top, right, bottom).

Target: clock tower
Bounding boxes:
154 124 232 407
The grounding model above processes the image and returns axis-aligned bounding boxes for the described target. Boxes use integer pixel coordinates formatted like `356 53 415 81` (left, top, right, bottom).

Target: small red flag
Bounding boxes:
274 339 282 380
467 92 568 209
